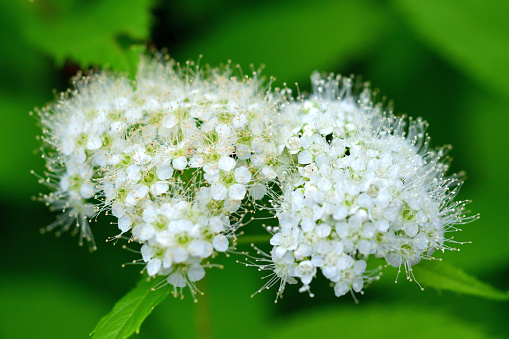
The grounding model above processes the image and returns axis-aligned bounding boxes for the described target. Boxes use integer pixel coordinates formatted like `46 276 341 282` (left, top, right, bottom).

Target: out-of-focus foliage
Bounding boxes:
19 0 153 72
269 305 489 339
1 0 508 338
0 275 110 338
172 0 392 85
393 0 509 97
93 255 508 337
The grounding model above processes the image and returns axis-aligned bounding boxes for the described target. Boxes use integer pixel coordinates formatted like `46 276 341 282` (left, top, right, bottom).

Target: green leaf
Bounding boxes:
269 305 490 338
451 88 509 272
20 0 154 72
91 276 172 339
0 93 48 200
123 45 147 79
0 274 110 339
413 261 509 301
392 0 509 96
174 0 393 85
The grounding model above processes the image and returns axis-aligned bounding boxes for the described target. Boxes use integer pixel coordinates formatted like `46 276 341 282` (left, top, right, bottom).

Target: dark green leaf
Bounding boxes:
414 261 509 301
392 0 509 96
0 274 110 339
451 88 509 272
91 276 171 339
0 93 48 200
174 0 393 85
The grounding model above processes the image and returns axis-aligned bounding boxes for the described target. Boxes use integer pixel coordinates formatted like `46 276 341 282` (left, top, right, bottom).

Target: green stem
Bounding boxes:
235 234 271 246
196 279 211 339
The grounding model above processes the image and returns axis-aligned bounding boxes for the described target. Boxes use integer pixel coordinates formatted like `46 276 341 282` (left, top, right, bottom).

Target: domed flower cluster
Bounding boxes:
262 73 476 299
36 57 475 300
37 56 282 297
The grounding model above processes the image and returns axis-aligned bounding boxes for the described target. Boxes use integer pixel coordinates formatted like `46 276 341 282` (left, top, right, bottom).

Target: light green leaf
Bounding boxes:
174 0 393 85
392 0 509 96
270 305 490 338
20 0 153 72
413 261 509 301
123 45 147 79
91 276 172 339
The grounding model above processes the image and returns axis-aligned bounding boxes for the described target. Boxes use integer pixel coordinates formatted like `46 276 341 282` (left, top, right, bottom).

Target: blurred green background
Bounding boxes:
1 0 508 338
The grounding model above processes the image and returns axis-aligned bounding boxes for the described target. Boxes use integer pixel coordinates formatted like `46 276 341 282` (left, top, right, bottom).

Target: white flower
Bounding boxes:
298 150 313 164
271 227 301 258
188 264 206 282
138 224 155 241
234 166 252 184
261 166 277 180
172 156 188 171
157 162 174 180
147 259 162 276
249 183 267 200
228 184 247 200
188 240 213 258
189 155 205 168
125 185 149 206
334 260 367 297
294 260 316 285
211 183 228 200
118 215 132 234
218 156 236 171
216 123 233 138
213 234 229 252
232 113 248 129
167 263 206 289
167 270 187 288
236 144 251 160
151 182 169 196
286 137 301 154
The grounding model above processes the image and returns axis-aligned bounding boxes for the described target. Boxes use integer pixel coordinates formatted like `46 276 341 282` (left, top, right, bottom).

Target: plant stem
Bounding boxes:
235 234 271 246
196 279 211 339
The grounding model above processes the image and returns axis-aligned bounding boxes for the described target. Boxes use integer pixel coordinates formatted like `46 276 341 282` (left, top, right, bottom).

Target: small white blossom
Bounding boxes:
218 156 236 172
213 234 229 252
211 183 228 200
228 184 247 200
172 156 188 171
235 166 252 184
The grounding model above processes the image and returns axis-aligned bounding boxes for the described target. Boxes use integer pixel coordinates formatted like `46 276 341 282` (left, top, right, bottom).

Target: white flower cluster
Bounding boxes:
37 56 282 297
37 57 475 300
260 73 476 300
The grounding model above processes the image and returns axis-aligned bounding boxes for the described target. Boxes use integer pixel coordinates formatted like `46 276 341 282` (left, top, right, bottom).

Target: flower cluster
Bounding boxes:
37 56 282 297
36 57 475 301
260 73 476 299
